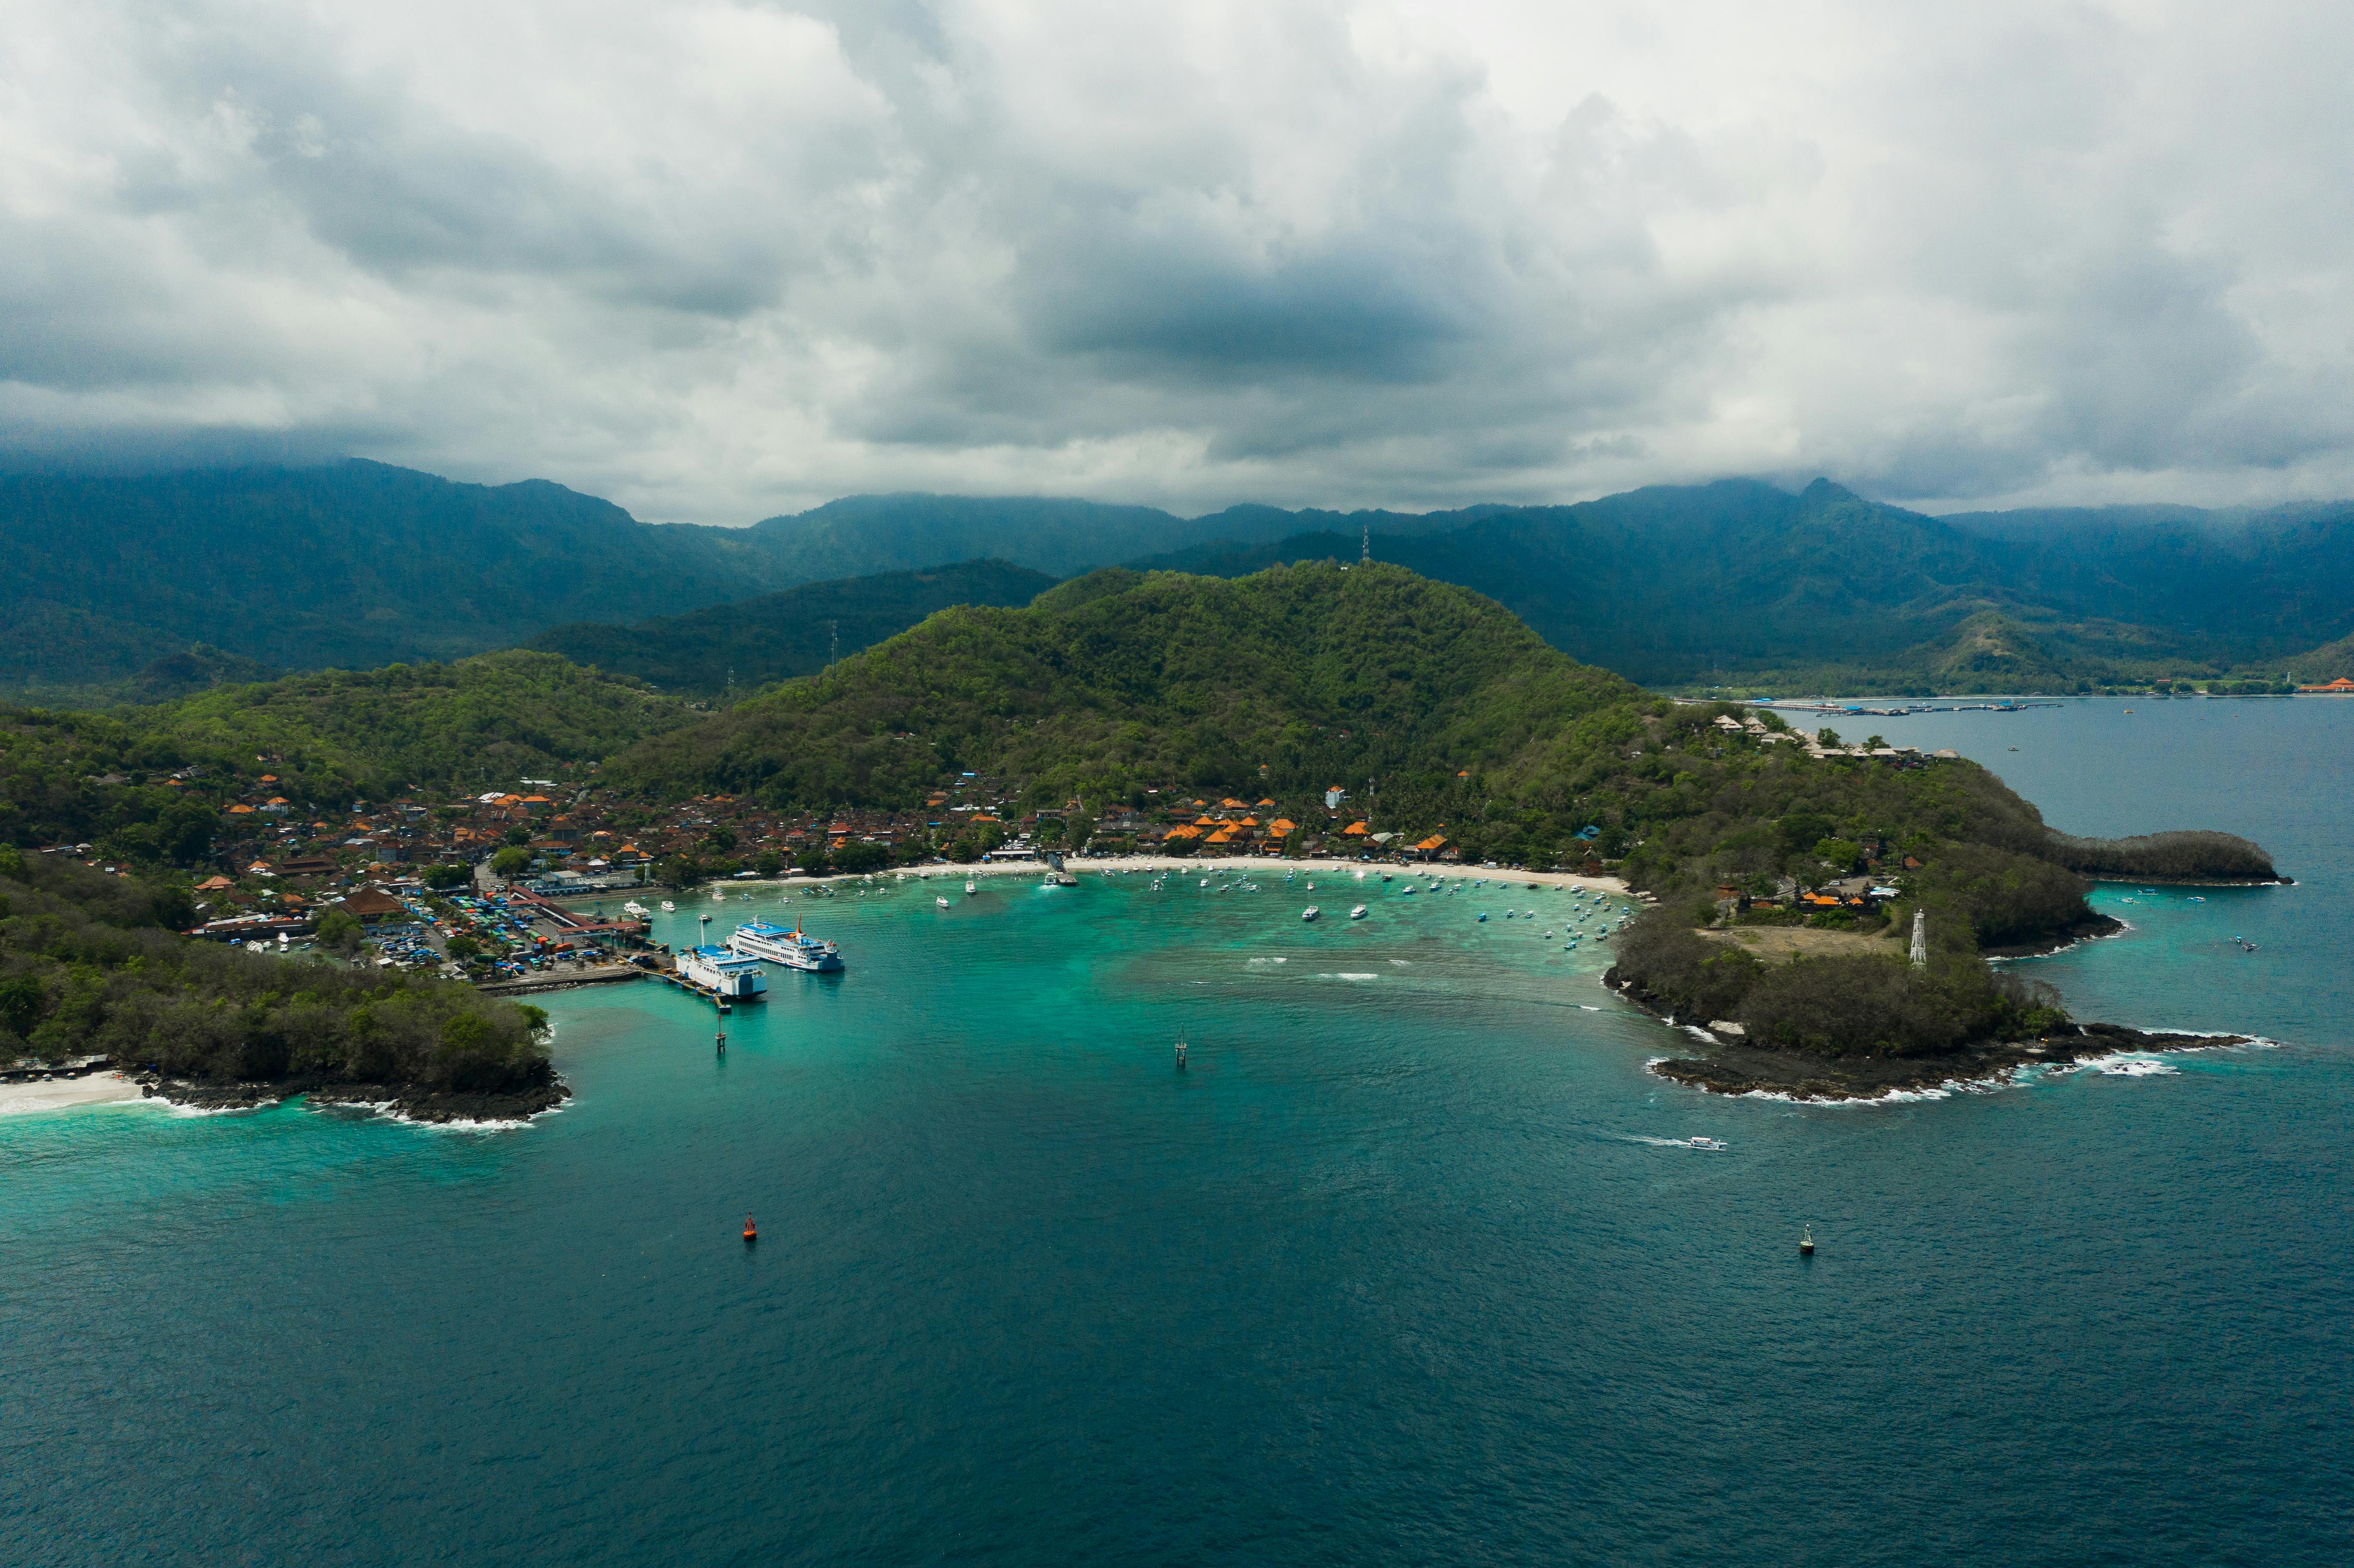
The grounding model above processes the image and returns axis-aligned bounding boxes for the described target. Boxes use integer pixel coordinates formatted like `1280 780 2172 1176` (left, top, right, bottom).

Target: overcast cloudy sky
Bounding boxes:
4 1 2346 522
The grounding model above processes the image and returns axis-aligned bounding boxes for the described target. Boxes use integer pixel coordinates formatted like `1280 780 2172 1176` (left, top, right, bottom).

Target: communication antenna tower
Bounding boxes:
829 620 840 668
1361 523 1370 564
1909 909 1928 968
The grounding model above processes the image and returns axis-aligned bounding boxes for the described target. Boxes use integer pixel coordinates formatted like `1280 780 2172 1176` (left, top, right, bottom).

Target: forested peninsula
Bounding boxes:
0 849 563 1121
0 558 2279 1109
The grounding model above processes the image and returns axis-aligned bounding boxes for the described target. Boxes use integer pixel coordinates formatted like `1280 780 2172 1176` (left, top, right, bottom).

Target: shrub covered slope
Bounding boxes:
0 849 555 1103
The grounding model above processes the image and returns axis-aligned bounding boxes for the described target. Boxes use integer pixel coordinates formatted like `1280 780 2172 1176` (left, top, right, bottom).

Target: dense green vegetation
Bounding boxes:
592 557 2261 1061
146 652 699 798
526 560 1058 697
0 537 2281 1067
741 494 1299 582
0 652 700 863
602 562 1646 863
0 645 697 857
16 461 2354 702
2045 830 2278 882
0 848 553 1093
1130 479 2354 691
0 461 798 697
1610 921 2069 1058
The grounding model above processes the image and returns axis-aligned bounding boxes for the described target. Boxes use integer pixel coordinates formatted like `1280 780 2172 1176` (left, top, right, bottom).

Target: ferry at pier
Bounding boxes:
677 945 768 998
728 920 845 974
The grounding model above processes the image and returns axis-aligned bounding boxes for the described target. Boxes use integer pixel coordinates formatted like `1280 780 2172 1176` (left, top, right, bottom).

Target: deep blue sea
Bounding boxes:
4 698 2349 1565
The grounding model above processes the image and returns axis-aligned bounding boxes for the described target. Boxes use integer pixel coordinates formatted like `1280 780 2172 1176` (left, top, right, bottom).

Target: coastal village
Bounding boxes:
19 704 1982 988
59 765 1540 982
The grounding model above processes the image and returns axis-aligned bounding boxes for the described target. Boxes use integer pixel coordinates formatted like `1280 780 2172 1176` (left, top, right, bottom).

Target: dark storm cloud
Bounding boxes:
3 0 2349 518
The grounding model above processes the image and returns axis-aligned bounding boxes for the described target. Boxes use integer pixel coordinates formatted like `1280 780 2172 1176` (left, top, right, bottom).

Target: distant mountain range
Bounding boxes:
526 560 1058 697
8 460 2354 700
1133 479 2354 689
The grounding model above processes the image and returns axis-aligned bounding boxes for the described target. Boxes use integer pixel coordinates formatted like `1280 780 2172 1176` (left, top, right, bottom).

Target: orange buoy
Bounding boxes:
743 1214 757 1244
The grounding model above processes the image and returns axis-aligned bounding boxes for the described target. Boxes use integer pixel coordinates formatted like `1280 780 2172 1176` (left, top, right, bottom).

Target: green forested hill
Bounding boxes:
742 495 1227 580
0 462 797 696
146 652 701 797
0 845 558 1109
601 563 1644 835
1 558 2279 1068
526 560 1059 697
1131 481 2354 690
0 653 698 857
14 460 2354 701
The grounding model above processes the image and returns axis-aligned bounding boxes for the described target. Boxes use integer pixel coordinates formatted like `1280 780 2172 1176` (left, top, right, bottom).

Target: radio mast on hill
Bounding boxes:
1361 523 1370 563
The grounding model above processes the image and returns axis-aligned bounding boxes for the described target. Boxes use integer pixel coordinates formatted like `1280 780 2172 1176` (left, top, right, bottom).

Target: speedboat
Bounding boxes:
1349 905 1367 920
659 901 676 912
965 879 976 896
936 896 950 908
1686 1137 1728 1151
1302 906 1320 922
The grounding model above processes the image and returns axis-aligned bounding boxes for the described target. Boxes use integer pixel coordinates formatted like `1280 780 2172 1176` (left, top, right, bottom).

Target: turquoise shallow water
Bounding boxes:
5 706 2351 1565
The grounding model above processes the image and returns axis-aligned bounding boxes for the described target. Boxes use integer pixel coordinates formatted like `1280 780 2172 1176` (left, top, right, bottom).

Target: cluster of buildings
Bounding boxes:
191 764 1498 916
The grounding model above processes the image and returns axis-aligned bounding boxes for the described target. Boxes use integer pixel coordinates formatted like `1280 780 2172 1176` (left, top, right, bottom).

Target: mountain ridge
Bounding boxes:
12 459 2354 698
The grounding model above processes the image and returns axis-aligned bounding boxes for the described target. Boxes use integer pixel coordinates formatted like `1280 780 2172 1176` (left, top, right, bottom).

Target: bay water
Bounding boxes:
4 699 2349 1564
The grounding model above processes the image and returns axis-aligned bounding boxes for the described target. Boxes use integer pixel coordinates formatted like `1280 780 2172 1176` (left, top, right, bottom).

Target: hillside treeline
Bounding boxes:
1609 918 2071 1058
2044 830 2278 882
0 850 553 1091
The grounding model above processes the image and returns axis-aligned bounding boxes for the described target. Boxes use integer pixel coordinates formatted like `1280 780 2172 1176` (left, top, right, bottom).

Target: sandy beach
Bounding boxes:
690 856 1634 896
0 1071 146 1116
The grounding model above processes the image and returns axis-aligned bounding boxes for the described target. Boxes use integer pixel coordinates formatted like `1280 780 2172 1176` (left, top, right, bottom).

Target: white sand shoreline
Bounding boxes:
667 856 1632 897
0 1071 147 1116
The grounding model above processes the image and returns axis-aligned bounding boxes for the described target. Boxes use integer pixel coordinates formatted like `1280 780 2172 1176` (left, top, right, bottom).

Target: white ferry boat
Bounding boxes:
677 945 768 999
729 921 844 974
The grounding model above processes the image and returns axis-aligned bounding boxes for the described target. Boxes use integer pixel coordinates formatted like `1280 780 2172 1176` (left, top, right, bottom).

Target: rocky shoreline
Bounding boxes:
1981 911 2126 958
1642 1022 2246 1101
133 1067 571 1124
1603 970 2245 1101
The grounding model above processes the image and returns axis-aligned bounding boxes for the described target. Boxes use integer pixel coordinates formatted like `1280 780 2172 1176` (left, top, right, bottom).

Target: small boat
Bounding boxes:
1401 884 1415 896
1302 906 1320 922
1800 1225 1815 1257
1476 912 1487 921
743 1214 757 1244
660 901 676 912
965 880 976 896
1175 1036 1187 1070
713 888 727 902
1349 905 1367 920
1686 1136 1728 1151
936 896 950 908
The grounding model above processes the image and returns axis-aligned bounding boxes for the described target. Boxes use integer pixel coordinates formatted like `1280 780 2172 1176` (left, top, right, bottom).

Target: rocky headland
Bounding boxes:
134 1063 571 1124
1620 996 2246 1102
